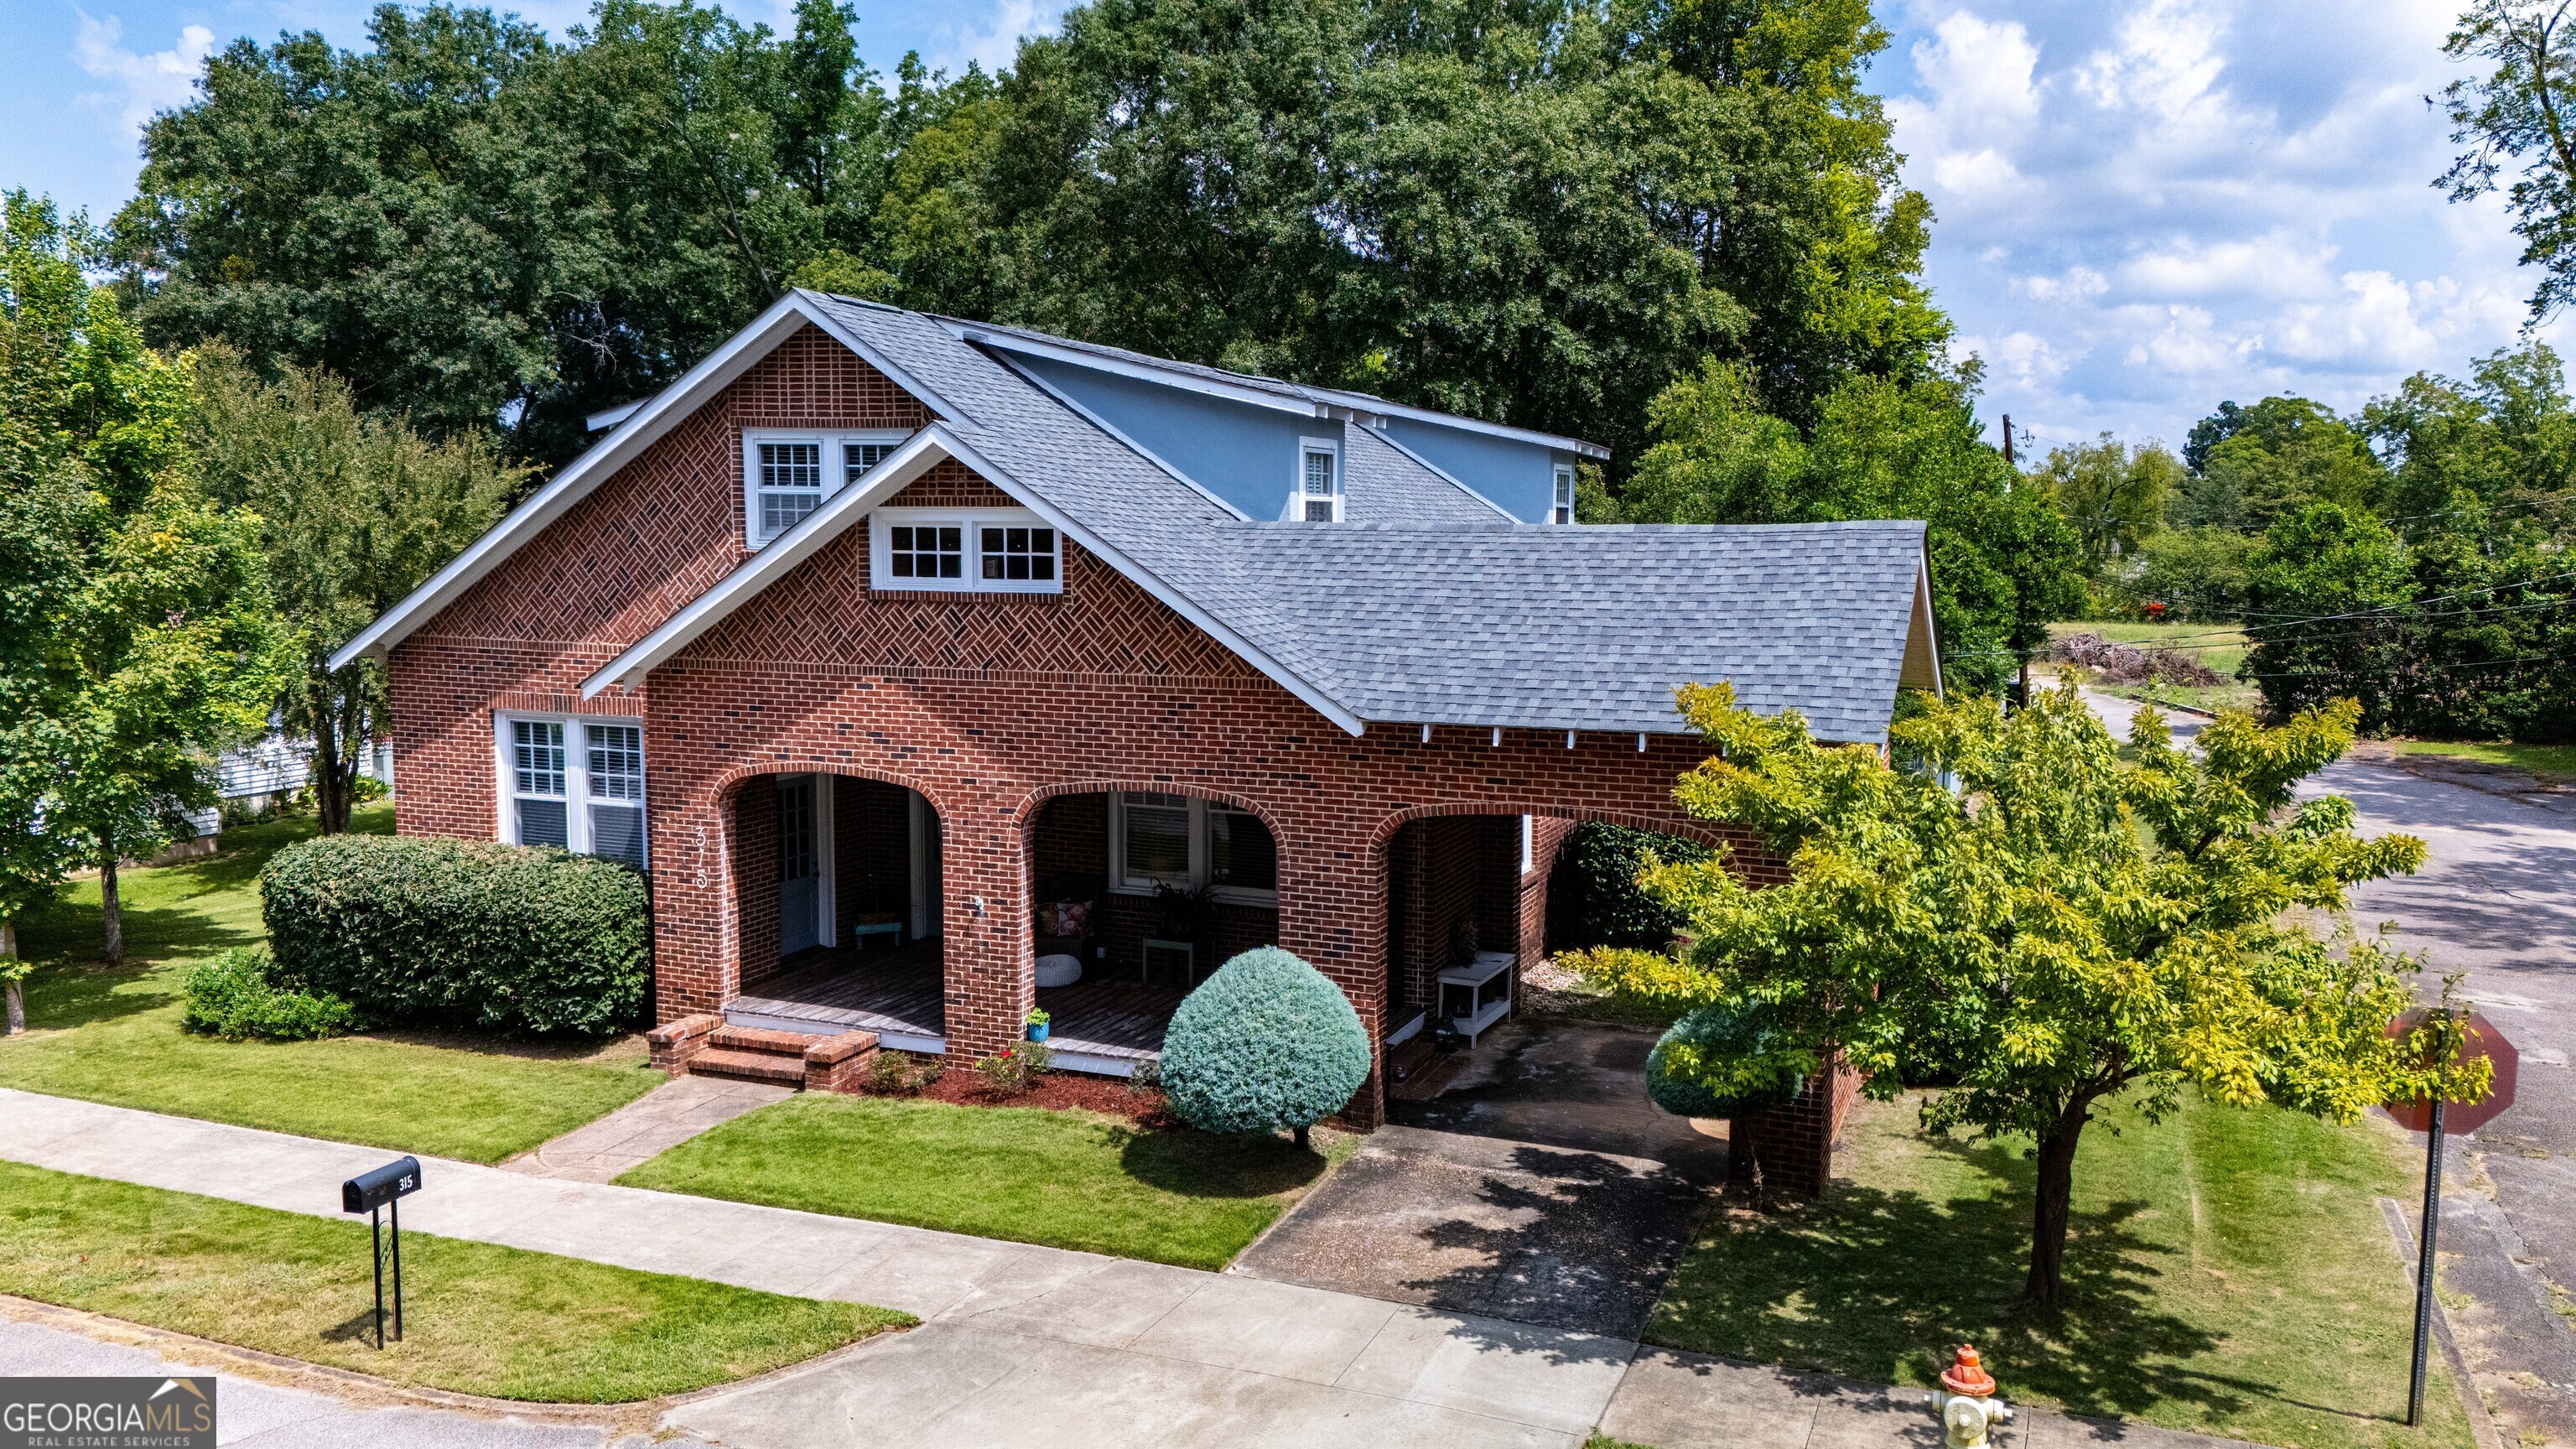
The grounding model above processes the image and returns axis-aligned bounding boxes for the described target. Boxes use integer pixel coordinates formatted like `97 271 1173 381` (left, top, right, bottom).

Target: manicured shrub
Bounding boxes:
262 835 649 1036
1555 823 1711 950
1645 1000 1810 1119
1160 948 1370 1146
180 947 360 1041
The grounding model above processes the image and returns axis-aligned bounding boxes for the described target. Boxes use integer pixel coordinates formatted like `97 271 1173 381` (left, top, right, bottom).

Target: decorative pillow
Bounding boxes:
1037 900 1091 937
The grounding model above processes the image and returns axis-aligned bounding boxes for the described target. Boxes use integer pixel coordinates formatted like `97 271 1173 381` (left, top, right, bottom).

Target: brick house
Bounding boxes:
334 290 1939 1129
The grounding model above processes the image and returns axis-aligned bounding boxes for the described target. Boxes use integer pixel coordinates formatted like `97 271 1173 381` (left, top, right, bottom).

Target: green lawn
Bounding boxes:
619 1093 1333 1270
2048 620 2262 716
2395 739 2576 780
0 803 663 1162
0 1161 904 1401
1650 1093 2470 1449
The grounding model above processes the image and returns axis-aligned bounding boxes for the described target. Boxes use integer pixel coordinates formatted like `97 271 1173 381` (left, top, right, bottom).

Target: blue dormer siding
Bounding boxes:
1005 354 1341 521
1377 420 1571 524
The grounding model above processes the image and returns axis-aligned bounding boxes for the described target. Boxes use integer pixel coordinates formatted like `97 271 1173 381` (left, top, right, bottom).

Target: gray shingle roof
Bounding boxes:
808 293 1931 744
1340 426 1513 525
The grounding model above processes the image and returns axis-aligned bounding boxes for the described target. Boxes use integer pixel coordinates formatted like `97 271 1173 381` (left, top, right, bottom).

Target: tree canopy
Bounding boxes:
113 0 1946 476
1571 679 2474 1304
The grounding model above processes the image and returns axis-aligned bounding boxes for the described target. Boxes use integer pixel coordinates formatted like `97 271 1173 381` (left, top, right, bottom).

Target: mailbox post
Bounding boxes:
341 1156 423 1348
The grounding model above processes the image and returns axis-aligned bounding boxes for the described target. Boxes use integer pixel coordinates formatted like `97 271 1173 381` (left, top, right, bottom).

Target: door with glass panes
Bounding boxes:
776 776 823 956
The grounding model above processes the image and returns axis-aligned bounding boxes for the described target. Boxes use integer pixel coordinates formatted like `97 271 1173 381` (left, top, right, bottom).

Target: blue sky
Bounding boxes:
4 0 2559 450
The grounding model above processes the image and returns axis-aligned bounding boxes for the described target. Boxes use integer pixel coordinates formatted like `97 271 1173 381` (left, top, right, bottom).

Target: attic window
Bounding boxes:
1553 465 1575 525
870 506 1062 594
1298 438 1341 522
742 428 912 548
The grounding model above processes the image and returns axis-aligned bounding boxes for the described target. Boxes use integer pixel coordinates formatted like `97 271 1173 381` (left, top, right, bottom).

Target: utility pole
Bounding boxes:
2001 413 2017 466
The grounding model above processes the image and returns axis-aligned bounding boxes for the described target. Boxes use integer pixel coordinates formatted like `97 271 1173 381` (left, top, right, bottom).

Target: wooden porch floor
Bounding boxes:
724 940 1186 1075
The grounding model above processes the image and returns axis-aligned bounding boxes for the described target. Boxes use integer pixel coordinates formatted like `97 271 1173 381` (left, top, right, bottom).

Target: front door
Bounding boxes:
778 776 821 956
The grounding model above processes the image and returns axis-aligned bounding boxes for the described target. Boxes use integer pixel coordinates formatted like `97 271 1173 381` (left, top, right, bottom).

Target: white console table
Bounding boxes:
1437 951 1514 1046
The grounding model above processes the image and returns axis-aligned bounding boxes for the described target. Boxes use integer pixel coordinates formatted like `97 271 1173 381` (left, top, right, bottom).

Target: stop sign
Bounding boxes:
2383 1010 2518 1135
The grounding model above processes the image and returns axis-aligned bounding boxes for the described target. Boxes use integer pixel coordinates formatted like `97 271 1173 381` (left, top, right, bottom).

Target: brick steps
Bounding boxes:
686 1046 808 1085
709 1024 818 1054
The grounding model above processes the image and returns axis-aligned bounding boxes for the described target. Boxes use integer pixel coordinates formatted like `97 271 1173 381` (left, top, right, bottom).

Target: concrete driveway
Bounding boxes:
2087 687 2576 1445
1231 1018 1720 1339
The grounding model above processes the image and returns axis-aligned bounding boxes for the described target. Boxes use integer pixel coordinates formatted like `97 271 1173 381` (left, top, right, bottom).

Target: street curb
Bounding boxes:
2379 1196 2508 1449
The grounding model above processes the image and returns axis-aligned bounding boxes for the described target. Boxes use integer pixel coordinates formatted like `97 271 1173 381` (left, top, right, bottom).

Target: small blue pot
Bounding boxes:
1026 1021 1050 1043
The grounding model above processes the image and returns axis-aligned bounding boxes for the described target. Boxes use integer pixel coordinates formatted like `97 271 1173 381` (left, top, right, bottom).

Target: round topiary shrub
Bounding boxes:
1159 947 1371 1147
1645 1001 1808 1119
262 834 649 1036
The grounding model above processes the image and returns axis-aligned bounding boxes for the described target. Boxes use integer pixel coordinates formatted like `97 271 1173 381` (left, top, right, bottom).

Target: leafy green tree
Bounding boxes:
1578 680 2469 1305
4 192 283 966
2122 525 2252 619
2362 342 2576 536
190 352 522 833
2241 503 2418 729
2441 1 2576 318
2181 397 2386 532
2034 434 2182 579
1615 359 2084 694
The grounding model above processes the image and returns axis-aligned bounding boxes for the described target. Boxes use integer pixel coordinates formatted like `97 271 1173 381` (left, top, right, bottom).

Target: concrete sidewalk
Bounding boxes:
0 1088 2253 1449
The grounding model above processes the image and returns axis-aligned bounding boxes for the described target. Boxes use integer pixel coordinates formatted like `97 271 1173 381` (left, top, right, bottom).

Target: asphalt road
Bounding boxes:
2087 688 2576 1444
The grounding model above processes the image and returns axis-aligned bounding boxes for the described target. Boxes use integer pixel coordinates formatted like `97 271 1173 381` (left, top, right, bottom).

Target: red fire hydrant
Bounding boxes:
1933 1345 2012 1449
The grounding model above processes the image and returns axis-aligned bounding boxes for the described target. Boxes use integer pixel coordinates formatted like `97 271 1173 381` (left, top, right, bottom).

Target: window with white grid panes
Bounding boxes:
1553 465 1575 525
741 429 913 547
498 715 646 865
1299 442 1340 522
869 508 1062 593
756 442 824 539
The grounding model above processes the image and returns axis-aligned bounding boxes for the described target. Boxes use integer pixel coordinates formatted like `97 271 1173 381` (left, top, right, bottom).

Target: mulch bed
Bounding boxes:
865 1066 1176 1125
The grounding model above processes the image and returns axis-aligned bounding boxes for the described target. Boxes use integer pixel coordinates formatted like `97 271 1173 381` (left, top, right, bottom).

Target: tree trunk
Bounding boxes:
3 923 23 1036
100 850 123 968
312 708 348 834
1293 1124 1311 1151
2024 1103 2091 1306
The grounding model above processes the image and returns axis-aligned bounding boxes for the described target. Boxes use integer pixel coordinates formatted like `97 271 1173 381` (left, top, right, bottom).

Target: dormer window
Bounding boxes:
743 428 913 548
1553 464 1575 525
1298 438 1341 522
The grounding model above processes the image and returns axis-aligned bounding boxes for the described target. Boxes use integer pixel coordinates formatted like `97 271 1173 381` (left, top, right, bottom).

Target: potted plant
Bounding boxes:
1026 1008 1051 1043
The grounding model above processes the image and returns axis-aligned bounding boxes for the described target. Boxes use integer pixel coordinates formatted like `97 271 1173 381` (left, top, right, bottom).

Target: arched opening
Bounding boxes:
1377 812 1579 1098
1015 789 1284 1074
725 771 948 1053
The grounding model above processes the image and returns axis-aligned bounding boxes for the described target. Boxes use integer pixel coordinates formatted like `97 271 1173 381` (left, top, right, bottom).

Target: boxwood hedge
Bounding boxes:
262 835 649 1036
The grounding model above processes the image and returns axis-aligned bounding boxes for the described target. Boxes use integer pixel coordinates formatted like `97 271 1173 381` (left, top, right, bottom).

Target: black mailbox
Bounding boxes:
342 1156 423 1214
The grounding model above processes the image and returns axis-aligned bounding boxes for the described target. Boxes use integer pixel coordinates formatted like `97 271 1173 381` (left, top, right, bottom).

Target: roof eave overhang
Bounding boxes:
579 424 1371 738
329 291 969 672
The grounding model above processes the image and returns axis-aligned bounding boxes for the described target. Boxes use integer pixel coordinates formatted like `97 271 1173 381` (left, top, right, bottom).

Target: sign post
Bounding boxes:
2382 1011 2516 1427
341 1156 423 1349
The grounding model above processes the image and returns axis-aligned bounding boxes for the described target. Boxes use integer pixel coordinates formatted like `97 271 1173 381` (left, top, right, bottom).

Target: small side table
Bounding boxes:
849 918 905 953
1437 951 1514 1046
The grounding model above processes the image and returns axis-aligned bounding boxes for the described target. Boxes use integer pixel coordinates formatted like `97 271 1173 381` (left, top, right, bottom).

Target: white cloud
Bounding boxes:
1883 0 2575 443
924 0 1061 76
71 12 213 139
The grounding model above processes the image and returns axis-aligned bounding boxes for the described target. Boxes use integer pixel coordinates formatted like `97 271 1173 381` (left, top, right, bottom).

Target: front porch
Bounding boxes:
725 939 1187 1078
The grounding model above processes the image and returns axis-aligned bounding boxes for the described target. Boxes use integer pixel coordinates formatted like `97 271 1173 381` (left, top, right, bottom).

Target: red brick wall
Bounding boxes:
384 321 1788 1126
731 776 782 990
1521 817 1574 965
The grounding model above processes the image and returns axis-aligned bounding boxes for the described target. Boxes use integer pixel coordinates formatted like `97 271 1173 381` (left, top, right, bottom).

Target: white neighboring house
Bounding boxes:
175 735 393 839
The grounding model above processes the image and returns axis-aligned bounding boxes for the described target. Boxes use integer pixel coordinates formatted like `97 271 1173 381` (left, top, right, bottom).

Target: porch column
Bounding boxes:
940 790 1033 1062
649 781 745 1022
1280 805 1389 1130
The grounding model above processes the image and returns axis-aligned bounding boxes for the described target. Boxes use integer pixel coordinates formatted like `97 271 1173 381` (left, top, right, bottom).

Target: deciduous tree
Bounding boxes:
1575 680 2470 1305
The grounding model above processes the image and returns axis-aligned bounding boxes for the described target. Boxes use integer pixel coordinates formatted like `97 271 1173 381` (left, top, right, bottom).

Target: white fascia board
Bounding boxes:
583 427 953 696
947 323 1325 418
582 423 1371 738
791 290 975 428
585 398 647 433
330 295 820 671
330 292 972 673
1905 550 1945 696
1362 425 1517 522
985 351 1251 521
1308 387 1611 460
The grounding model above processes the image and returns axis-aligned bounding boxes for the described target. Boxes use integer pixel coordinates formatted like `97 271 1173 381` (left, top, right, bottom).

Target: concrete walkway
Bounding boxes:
0 1088 2255 1449
503 1075 794 1182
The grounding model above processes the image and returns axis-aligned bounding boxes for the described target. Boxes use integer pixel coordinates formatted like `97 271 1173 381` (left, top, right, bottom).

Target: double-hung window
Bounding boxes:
1110 793 1277 903
1296 438 1341 522
501 716 647 865
1552 465 1575 525
870 507 1062 594
742 429 913 548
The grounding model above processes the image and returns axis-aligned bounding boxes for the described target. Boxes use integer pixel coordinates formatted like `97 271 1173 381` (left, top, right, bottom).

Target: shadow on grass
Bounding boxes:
1116 1126 1327 1200
1653 1126 2401 1426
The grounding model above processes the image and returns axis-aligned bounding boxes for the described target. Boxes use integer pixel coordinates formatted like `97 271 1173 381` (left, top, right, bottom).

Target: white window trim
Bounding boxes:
742 428 914 548
493 711 648 865
1291 436 1342 522
1521 814 1535 875
1551 464 1576 525
1107 793 1278 907
869 506 1063 594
